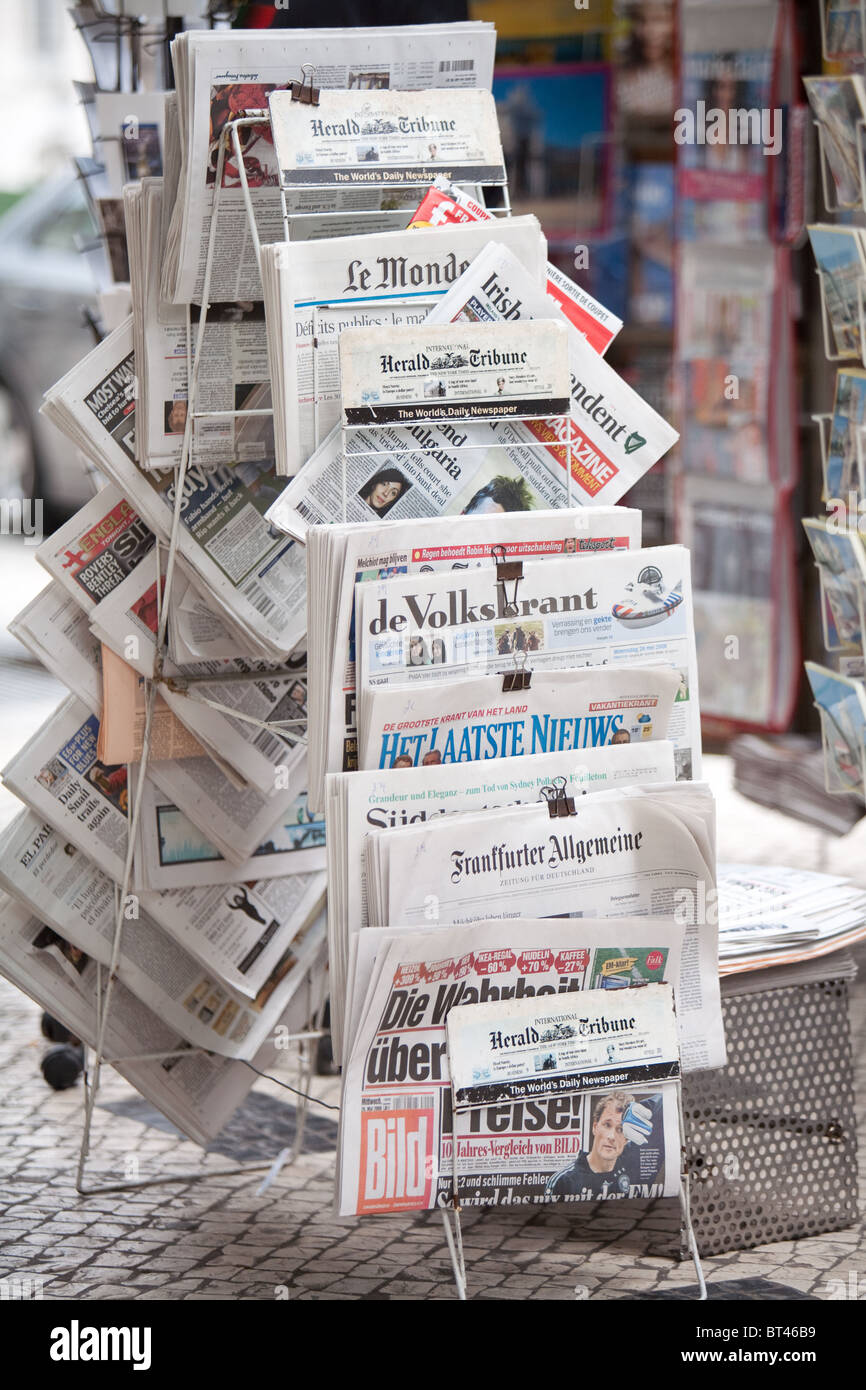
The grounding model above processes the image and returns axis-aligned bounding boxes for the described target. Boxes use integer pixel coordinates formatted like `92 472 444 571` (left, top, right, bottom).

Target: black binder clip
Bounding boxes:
492 544 523 616
541 776 576 819
291 64 320 106
502 650 531 693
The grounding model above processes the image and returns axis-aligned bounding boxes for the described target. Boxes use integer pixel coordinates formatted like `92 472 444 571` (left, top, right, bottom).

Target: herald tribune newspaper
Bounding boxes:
338 919 683 1215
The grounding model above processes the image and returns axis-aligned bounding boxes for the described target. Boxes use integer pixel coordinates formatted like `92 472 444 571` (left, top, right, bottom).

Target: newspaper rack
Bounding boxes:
814 702 866 797
442 980 708 1302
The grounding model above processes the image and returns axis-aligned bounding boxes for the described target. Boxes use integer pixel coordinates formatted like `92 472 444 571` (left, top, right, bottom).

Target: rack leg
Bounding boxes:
677 1082 707 1300
439 1204 467 1300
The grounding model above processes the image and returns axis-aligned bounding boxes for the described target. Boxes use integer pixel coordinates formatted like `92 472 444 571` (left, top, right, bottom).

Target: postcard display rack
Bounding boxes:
805 8 866 802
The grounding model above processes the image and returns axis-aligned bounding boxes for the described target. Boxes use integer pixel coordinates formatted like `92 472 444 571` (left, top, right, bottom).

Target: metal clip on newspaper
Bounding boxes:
501 648 531 693
540 775 576 818
492 543 523 615
290 64 320 105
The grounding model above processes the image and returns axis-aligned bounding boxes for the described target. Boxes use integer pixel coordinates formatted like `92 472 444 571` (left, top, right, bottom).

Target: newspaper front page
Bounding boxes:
357 665 680 772
338 918 683 1215
326 741 677 1059
0 890 327 1147
165 24 497 303
363 785 723 1070
261 216 546 476
0 810 326 1059
356 545 700 780
42 319 308 661
305 507 642 808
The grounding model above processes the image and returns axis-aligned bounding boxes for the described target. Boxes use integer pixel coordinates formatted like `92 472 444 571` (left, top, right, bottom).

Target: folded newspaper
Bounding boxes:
162 23 497 303
357 665 680 772
302 506 642 812
337 918 683 1215
325 741 677 1059
41 319 308 662
260 215 547 477
0 889 328 1147
0 809 326 1059
362 781 723 1070
355 544 700 781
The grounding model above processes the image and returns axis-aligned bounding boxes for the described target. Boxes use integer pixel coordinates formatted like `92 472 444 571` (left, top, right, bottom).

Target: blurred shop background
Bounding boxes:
0 0 857 838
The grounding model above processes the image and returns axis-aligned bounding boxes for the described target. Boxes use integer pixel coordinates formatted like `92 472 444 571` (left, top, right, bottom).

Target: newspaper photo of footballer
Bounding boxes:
545 1089 666 1200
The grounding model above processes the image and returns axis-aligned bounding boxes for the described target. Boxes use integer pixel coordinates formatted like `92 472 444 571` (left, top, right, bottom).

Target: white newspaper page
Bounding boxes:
366 787 723 1070
270 87 505 189
0 810 326 1058
424 241 680 506
358 666 679 772
42 319 307 661
356 545 701 780
136 776 325 891
339 918 683 1215
0 890 327 1147
308 507 642 805
166 24 497 303
35 484 155 609
339 320 570 427
263 215 546 476
327 741 677 1059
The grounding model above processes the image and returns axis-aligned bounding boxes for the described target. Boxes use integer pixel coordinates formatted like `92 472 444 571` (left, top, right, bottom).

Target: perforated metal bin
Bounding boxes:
679 969 858 1257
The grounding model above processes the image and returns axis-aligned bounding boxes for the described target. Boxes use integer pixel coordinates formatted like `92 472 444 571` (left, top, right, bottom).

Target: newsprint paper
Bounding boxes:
356 544 700 780
364 783 724 1071
0 890 326 1147
326 741 677 1060
338 919 683 1214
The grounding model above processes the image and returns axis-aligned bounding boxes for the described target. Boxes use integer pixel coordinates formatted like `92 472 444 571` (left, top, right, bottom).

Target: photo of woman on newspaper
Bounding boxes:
545 1090 664 1199
358 467 410 517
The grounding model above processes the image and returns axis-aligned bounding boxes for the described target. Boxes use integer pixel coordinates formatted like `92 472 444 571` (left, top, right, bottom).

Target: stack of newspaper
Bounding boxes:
717 863 866 973
337 921 685 1216
0 19 701 1163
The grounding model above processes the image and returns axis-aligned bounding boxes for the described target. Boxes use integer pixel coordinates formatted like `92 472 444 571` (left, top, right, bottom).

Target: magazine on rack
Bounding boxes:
355 544 700 781
802 517 866 651
337 918 684 1215
325 742 677 1058
357 665 680 772
407 178 623 353
0 810 326 1059
125 179 275 471
0 891 328 1148
301 507 642 810
41 319 307 662
162 23 497 303
362 781 723 1071
260 216 546 476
